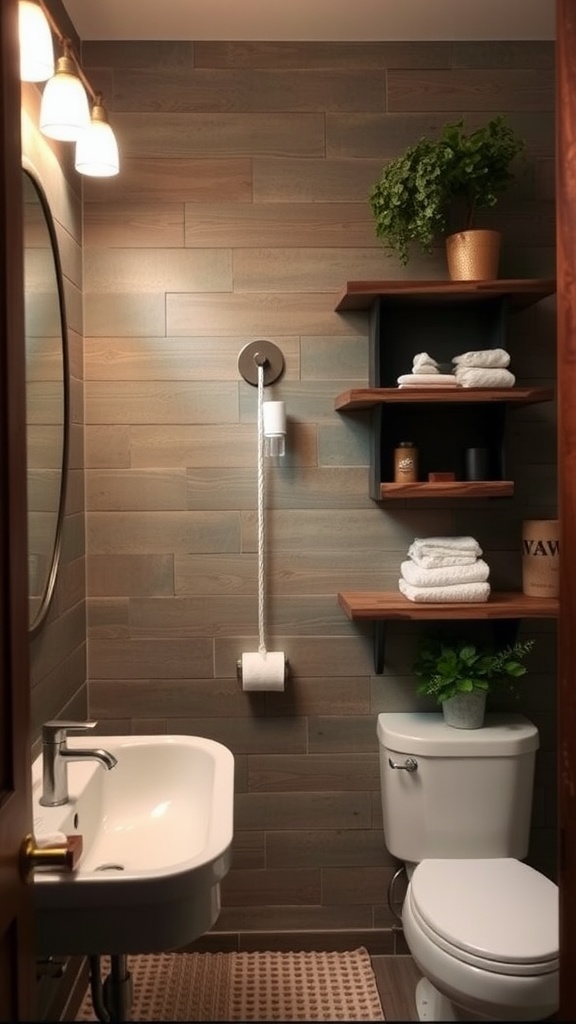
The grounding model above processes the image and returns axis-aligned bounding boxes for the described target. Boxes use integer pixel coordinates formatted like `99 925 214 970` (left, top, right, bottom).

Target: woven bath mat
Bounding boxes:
78 947 385 1021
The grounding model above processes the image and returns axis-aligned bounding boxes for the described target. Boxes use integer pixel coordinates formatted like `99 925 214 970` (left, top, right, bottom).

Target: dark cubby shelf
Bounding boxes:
333 279 557 667
334 279 556 502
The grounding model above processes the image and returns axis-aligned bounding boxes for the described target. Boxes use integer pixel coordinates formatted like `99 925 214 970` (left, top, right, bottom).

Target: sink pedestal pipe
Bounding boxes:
89 955 133 1023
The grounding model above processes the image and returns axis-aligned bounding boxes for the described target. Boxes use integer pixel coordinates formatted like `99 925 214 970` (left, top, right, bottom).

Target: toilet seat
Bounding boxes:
409 858 558 977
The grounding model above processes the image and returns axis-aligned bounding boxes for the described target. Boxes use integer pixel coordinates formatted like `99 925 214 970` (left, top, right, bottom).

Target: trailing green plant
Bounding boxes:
413 635 535 705
369 116 525 265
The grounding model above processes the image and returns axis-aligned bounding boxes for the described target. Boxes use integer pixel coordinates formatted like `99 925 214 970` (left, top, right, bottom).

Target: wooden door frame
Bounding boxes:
556 0 576 1016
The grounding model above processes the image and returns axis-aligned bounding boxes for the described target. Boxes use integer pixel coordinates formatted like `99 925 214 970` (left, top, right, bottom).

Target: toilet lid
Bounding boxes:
410 859 558 974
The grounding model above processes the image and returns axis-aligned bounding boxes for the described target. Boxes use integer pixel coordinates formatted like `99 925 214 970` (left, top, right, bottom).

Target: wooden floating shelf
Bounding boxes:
338 590 559 622
334 278 557 312
378 481 514 499
334 387 554 411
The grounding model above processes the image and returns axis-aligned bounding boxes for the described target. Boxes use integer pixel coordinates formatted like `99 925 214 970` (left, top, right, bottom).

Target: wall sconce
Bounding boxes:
39 47 90 141
19 0 120 177
74 95 120 177
18 0 54 82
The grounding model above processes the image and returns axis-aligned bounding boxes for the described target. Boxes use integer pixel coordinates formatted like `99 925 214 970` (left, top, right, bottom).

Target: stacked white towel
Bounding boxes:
453 348 510 368
455 367 515 388
452 348 515 388
399 536 491 603
397 372 459 389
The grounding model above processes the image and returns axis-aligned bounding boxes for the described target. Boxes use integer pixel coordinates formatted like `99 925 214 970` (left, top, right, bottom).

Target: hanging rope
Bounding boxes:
257 361 267 655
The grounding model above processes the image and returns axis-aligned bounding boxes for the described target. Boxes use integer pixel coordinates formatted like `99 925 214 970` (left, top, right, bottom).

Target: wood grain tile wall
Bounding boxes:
21 84 88 746
81 39 557 949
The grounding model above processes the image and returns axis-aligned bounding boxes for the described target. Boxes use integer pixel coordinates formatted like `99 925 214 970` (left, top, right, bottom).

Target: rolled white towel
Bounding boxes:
410 536 482 554
401 558 490 588
397 373 457 386
407 550 479 568
452 348 510 368
399 578 491 603
412 352 439 372
413 363 439 374
454 366 516 388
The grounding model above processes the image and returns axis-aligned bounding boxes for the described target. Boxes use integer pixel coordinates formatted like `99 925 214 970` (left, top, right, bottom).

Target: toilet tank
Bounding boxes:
377 712 539 862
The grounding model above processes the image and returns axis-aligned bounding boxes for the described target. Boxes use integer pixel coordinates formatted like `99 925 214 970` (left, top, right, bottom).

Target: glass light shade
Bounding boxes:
19 1 54 82
75 106 120 177
39 56 90 141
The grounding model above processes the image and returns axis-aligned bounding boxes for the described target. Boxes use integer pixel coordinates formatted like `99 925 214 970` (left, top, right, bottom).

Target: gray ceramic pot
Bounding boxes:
442 689 487 729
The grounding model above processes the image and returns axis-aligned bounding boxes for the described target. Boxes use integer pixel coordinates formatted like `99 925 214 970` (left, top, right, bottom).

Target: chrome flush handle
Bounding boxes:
388 756 418 772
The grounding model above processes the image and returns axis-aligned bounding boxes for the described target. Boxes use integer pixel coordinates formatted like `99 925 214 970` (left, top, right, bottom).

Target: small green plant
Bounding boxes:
369 116 525 265
413 635 535 705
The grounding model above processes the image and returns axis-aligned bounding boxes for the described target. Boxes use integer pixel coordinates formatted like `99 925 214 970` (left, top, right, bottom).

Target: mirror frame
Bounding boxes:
22 165 70 637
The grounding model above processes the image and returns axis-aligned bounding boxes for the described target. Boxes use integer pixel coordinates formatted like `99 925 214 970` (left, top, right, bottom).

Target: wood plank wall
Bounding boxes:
21 83 88 747
81 39 556 950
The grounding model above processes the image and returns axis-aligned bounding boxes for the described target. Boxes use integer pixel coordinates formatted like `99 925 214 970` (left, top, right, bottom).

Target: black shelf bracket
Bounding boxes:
374 621 387 674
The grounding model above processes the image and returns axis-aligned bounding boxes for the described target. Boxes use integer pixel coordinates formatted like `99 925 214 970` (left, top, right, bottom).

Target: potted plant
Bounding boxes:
413 634 535 729
369 116 525 279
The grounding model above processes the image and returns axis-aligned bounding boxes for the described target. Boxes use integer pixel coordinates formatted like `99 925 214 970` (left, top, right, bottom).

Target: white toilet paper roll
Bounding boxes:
241 651 285 691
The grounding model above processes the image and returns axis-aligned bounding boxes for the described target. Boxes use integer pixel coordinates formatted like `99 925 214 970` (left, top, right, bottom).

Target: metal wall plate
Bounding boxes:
238 340 285 386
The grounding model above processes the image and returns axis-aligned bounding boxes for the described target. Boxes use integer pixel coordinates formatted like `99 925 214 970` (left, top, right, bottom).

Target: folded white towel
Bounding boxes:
401 558 490 588
397 373 457 385
454 367 516 388
412 352 439 371
407 550 479 568
452 348 510 368
399 578 491 603
411 536 482 553
399 382 460 388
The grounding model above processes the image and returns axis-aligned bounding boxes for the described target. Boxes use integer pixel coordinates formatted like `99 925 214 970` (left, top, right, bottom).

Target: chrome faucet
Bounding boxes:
40 720 118 807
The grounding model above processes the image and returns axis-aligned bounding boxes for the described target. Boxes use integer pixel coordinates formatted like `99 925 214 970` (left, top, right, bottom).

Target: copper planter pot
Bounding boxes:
445 229 502 281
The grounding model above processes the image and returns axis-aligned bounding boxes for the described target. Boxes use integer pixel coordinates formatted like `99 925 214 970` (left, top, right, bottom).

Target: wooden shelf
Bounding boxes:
334 278 557 311
338 590 559 622
335 387 554 411
339 589 558 672
378 481 514 499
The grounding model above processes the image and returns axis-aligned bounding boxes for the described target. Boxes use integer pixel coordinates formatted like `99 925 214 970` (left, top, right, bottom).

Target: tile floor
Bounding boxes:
371 955 421 1020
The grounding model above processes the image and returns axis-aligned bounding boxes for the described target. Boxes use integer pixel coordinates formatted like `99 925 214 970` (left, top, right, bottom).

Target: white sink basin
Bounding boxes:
31 734 234 955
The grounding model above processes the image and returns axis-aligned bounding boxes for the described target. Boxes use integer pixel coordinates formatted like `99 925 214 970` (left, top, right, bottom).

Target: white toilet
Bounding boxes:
377 712 558 1022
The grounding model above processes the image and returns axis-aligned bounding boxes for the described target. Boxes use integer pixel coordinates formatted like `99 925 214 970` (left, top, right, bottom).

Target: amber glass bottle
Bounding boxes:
394 441 418 482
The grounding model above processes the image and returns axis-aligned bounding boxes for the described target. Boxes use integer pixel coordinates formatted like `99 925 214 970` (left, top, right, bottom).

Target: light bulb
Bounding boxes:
19 1 54 82
39 55 90 141
75 101 120 177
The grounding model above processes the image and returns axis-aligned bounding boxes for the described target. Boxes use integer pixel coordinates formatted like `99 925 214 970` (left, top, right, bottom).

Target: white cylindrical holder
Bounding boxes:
263 401 286 458
241 651 286 691
263 401 286 436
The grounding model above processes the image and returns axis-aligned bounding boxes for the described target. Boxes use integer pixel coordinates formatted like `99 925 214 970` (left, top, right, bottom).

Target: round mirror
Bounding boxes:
22 168 69 635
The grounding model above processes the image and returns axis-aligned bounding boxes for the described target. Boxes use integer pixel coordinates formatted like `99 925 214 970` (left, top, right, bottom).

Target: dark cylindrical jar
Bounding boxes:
464 447 491 481
394 441 418 483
